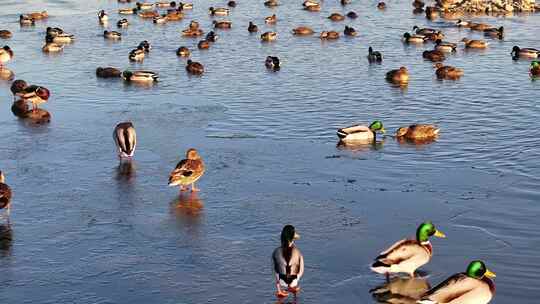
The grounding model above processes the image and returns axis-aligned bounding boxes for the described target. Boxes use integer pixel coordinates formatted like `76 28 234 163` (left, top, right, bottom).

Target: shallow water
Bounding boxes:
0 0 539 303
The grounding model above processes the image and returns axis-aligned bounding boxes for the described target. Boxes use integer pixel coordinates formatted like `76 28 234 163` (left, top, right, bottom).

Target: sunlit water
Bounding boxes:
0 0 539 303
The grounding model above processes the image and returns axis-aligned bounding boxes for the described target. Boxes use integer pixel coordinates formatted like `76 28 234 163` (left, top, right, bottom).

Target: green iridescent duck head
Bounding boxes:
466 260 496 279
369 121 386 134
416 221 446 243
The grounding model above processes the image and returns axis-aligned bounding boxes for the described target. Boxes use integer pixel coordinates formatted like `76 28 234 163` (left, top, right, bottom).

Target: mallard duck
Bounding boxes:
396 124 440 140
209 7 229 16
303 0 318 6
165 11 184 20
113 122 137 159
168 149 205 191
178 2 193 10
153 15 168 24
530 61 540 77
136 2 154 10
198 40 210 49
469 23 492 31
367 46 382 63
424 32 444 41
435 39 457 53
337 121 385 142
42 42 64 53
261 31 277 42
455 19 470 27
182 29 204 37
19 15 35 26
0 171 12 219
304 4 321 11
320 31 340 39
118 8 137 15
344 25 357 36
187 20 200 30
122 70 158 83
46 27 64 36
0 46 13 66
423 50 445 62
186 59 204 75
412 25 438 35
328 13 345 21
156 1 176 8
265 14 277 24
10 79 27 101
341 0 351 5
205 31 218 42
292 26 314 35
138 40 151 52
346 11 358 18
117 18 129 27
11 99 29 118
462 38 488 49
104 30 122 40
272 225 304 299
377 2 387 9
248 21 259 33
434 63 463 80
29 11 48 20
484 26 503 39
213 20 232 29
176 46 190 57
265 56 280 70
138 10 159 18
511 46 540 59
0 67 14 80
98 10 108 23
20 85 50 111
96 67 122 78
403 32 427 44
371 222 445 277
425 6 439 19
45 33 74 44
228 1 237 7
418 261 496 304
413 0 425 9
0 30 12 39
386 67 409 84
370 277 431 303
264 0 279 7
129 47 145 62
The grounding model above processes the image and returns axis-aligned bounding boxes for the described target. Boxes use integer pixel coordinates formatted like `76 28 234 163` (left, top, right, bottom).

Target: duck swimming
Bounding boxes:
0 171 12 220
20 85 50 111
265 56 280 70
122 70 158 83
117 18 129 27
42 42 64 53
213 20 232 29
209 7 229 16
531 61 540 77
386 67 409 84
176 46 190 57
248 21 258 33
337 121 386 143
272 225 304 298
186 59 204 75
292 26 313 36
377 2 387 9
104 30 122 40
371 222 445 277
28 11 48 20
168 148 205 192
328 13 345 21
261 32 277 42
138 10 159 18
0 30 12 39
367 46 383 63
344 25 357 36
113 122 137 159
129 47 145 62
46 33 74 44
511 46 540 59
396 124 440 140
19 15 35 26
483 26 504 39
264 0 279 7
98 10 108 23
197 40 210 49
10 79 27 101
118 8 137 15
462 38 488 49
403 32 427 44
138 40 151 52
418 261 496 304
0 67 14 80
422 50 445 62
265 14 277 24
205 31 218 42
96 67 122 78
435 39 457 53
434 63 463 80
346 11 358 18
0 46 13 66
320 31 340 39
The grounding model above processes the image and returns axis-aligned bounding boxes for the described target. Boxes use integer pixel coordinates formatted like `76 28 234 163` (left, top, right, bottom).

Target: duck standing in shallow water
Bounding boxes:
418 261 496 304
272 225 304 298
113 122 137 159
0 171 12 221
0 46 13 66
337 121 386 143
168 149 205 192
371 222 445 277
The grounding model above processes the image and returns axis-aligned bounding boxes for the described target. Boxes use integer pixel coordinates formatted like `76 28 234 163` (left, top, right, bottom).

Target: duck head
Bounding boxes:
369 121 386 134
186 148 201 160
416 222 445 244
466 261 496 279
281 225 300 247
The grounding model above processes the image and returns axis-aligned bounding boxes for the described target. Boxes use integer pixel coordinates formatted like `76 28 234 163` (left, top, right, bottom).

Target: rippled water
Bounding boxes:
0 0 539 303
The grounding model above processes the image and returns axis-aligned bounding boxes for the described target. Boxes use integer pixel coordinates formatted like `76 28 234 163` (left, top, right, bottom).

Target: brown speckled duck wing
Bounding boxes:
0 183 12 209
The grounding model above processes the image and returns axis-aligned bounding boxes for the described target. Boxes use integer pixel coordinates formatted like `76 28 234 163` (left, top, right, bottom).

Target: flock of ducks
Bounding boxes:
2 0 539 303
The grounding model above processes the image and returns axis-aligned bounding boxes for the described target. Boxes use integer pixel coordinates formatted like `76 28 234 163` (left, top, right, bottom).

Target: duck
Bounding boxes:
434 63 463 80
156 1 176 8
304 4 321 11
19 15 35 26
138 10 159 18
11 99 29 118
209 7 229 16
98 10 108 23
46 33 74 44
412 0 425 9
292 26 314 36
178 2 193 10
337 121 385 142
182 22 204 37
136 2 154 10
418 261 496 304
28 11 48 20
198 40 210 49
265 56 280 70
165 10 184 21
423 50 445 62
104 30 122 40
96 67 122 78
346 11 358 18
435 39 457 52
412 25 438 35
328 13 345 21
122 70 158 83
188 20 200 30
341 0 351 5
265 14 277 24
153 15 167 24
320 31 340 39
264 0 279 7
469 23 492 31
205 31 218 42
168 148 205 192
424 32 444 41
377 2 387 9
303 0 319 7
511 46 539 59
403 32 427 44
371 222 445 277
0 46 14 66
42 42 64 53
186 59 204 75
129 47 145 62
113 122 137 159
396 124 440 140
213 20 232 29
455 19 470 27
10 79 27 101
425 6 439 19
344 25 357 36
386 67 409 84
117 18 129 27
0 67 14 80
0 30 12 39
367 46 383 63
272 225 304 299
118 8 137 15
138 40 151 52
261 32 277 42
0 171 12 219
46 27 64 36
530 61 540 77
483 26 504 39
248 21 259 33
20 85 50 111
462 38 488 49
228 1 237 7
176 46 190 57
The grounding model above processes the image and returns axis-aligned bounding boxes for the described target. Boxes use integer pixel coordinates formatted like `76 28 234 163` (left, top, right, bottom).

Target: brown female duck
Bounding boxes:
186 59 204 75
168 149 205 192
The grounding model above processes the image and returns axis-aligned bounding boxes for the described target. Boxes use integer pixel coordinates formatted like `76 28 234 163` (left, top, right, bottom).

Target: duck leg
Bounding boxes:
191 183 200 192
180 185 188 192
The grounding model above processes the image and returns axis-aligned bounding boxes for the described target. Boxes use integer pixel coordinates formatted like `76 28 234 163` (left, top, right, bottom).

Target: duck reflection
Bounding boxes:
370 276 430 304
396 136 438 146
170 192 204 231
116 160 136 182
0 223 13 257
337 138 385 152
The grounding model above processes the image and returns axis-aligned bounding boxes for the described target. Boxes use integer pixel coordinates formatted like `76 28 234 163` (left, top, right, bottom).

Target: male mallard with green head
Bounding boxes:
272 225 304 298
337 121 386 143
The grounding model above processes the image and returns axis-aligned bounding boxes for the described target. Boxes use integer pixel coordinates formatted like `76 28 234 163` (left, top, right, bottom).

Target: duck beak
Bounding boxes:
294 232 300 240
380 128 386 134
485 269 496 278
434 229 446 238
